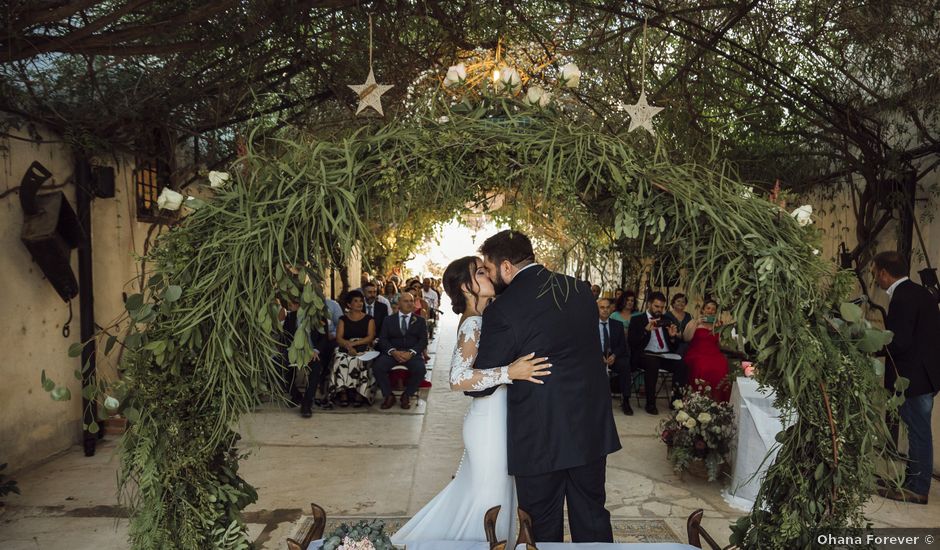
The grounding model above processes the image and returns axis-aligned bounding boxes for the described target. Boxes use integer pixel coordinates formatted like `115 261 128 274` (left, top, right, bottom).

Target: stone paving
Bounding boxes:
1 313 937 549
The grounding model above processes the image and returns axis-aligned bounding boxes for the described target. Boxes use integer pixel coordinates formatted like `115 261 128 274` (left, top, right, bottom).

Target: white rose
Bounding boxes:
499 67 521 91
104 396 120 410
791 204 813 226
526 85 551 107
697 412 712 424
740 186 753 199
157 188 184 211
208 171 230 189
684 418 697 429
560 62 581 88
812 248 820 255
676 411 690 422
444 63 466 87
437 115 450 124
672 399 684 410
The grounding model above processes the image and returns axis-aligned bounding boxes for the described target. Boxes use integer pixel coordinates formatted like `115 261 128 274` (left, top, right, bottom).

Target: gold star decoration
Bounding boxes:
624 91 663 135
348 68 393 116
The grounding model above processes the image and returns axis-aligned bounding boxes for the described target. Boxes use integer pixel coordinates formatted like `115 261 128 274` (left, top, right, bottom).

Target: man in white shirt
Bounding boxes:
422 277 439 312
627 291 687 415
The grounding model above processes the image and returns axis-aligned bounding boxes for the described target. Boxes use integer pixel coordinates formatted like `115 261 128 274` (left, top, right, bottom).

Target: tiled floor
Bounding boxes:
1 313 937 549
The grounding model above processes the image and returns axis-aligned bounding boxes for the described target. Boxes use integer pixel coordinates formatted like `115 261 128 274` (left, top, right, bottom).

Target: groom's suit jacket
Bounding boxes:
468 265 622 476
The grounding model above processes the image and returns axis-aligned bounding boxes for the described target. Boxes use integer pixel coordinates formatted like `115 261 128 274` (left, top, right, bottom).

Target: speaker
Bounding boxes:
19 162 82 301
93 165 115 198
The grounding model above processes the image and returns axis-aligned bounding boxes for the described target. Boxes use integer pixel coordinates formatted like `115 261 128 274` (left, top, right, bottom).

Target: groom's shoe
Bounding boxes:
380 395 396 409
645 403 659 415
400 394 412 409
621 401 634 416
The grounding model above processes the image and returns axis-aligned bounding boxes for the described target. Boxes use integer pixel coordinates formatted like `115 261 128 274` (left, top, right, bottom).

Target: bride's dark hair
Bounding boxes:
443 256 481 315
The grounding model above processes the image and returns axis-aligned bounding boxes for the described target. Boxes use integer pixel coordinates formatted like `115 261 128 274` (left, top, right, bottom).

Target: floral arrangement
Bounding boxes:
659 390 736 481
322 520 394 550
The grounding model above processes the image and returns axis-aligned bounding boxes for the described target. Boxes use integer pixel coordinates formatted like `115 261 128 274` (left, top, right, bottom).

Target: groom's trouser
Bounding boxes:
515 456 613 543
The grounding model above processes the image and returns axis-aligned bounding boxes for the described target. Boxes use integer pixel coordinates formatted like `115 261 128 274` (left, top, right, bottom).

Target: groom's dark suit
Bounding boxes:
468 264 622 542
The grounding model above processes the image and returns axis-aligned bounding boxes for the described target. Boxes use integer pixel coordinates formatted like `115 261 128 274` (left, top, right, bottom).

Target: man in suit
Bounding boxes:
280 301 331 418
373 291 428 410
598 297 633 415
362 281 389 333
469 230 621 543
872 251 940 504
627 291 687 415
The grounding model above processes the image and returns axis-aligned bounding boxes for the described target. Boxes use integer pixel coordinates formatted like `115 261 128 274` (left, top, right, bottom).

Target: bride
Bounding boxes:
391 256 550 545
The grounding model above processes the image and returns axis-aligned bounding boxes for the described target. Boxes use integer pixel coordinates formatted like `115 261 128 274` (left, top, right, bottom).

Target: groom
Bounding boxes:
468 230 622 542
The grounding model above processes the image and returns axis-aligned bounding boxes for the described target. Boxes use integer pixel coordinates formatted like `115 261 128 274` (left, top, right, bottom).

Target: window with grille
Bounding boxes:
134 157 174 223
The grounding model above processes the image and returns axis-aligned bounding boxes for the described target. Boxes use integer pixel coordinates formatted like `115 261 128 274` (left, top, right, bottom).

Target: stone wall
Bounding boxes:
0 125 149 473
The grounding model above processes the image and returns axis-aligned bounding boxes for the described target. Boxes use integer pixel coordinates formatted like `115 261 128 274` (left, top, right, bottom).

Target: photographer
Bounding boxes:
627 291 688 415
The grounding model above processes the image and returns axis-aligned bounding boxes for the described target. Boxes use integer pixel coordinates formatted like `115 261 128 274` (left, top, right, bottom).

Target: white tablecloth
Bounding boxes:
722 376 795 511
312 542 699 550
400 544 698 550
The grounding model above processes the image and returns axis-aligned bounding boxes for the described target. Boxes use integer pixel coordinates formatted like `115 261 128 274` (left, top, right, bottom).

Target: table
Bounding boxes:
722 376 795 511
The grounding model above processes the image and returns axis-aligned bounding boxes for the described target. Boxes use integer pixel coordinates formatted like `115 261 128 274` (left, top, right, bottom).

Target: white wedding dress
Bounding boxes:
391 315 517 545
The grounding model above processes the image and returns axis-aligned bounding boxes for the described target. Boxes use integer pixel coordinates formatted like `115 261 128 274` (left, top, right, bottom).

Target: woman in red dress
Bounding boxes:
681 300 731 402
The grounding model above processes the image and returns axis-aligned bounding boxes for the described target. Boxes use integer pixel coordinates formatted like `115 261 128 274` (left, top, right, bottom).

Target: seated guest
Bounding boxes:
611 290 637 326
613 287 624 301
664 293 693 357
682 299 731 402
280 302 331 417
598 297 633 415
327 290 376 407
409 282 429 319
383 281 400 313
591 284 602 300
372 291 428 409
362 281 389 333
628 291 687 415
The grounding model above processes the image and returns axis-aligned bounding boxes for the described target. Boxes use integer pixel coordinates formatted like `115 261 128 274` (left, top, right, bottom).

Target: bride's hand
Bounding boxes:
508 353 551 384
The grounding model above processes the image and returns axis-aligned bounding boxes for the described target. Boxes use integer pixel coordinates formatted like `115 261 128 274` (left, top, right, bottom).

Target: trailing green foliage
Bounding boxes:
46 91 897 548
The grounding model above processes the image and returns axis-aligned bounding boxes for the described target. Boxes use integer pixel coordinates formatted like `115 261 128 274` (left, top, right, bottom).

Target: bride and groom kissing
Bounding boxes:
392 230 622 546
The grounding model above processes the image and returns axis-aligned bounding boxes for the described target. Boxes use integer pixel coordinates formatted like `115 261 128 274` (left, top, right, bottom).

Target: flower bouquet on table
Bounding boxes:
659 389 736 481
322 520 394 550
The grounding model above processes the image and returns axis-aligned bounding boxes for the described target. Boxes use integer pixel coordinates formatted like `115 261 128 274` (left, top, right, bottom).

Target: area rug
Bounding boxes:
317 516 680 543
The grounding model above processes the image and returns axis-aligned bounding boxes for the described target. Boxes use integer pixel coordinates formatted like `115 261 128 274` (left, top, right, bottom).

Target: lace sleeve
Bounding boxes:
450 318 512 392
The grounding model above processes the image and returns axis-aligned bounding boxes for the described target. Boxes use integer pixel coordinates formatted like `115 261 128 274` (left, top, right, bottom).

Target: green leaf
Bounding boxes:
131 303 153 322
125 293 144 312
87 421 100 434
73 369 82 380
68 342 84 357
164 285 182 302
82 384 97 400
105 335 117 355
124 407 140 423
814 462 825 481
839 302 863 323
42 376 55 392
870 357 884 377
147 273 163 288
858 329 892 353
125 333 142 349
50 386 71 401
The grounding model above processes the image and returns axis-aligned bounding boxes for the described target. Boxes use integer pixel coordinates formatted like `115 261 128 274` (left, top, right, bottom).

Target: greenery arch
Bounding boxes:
72 97 896 549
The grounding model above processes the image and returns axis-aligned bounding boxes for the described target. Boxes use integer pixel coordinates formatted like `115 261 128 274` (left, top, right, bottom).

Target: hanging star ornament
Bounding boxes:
348 68 393 116
624 90 663 135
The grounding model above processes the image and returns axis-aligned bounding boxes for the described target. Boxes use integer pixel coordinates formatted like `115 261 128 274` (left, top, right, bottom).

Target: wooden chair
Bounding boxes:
687 509 735 550
286 502 327 550
483 505 509 550
515 508 538 550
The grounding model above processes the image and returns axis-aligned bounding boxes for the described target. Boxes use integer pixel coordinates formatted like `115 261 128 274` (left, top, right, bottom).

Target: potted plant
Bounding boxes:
660 389 735 481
